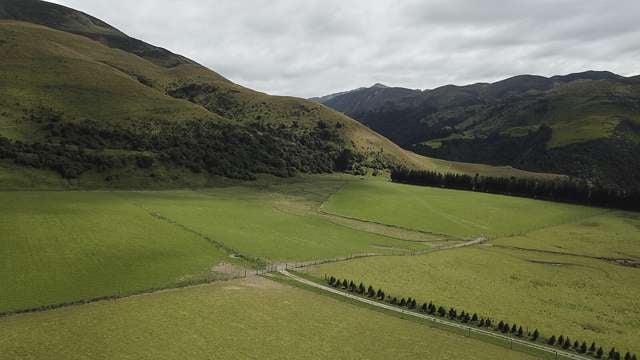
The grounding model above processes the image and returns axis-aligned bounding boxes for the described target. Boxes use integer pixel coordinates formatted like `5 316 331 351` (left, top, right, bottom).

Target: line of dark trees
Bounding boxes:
0 108 372 181
391 169 640 212
326 276 637 360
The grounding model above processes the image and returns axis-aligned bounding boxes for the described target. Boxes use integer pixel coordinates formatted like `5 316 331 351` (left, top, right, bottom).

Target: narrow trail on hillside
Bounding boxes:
279 270 591 360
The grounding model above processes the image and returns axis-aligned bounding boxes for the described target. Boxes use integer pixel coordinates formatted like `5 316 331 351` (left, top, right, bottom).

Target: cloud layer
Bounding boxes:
49 0 640 97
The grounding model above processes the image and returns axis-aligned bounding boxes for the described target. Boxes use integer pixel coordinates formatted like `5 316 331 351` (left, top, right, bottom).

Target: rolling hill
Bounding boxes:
314 72 640 189
0 0 554 188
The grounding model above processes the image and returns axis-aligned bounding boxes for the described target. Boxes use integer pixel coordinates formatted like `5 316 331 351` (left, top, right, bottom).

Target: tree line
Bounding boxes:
390 169 640 212
326 276 637 360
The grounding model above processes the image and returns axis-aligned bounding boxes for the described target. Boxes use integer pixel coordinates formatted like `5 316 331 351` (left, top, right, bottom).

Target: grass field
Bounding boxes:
0 176 430 313
492 211 640 259
2 175 638 357
321 180 604 238
312 181 639 352
0 276 539 360
124 180 429 262
0 191 231 313
309 246 640 352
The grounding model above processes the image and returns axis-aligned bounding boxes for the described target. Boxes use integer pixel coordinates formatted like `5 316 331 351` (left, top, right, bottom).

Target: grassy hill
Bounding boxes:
0 0 556 188
315 72 640 188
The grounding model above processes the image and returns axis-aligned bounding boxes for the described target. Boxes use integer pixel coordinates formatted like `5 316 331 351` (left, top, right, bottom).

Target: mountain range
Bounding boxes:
313 72 640 189
0 0 554 189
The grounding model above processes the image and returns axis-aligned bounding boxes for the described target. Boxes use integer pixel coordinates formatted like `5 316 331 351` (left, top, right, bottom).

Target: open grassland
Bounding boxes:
321 180 604 238
309 244 640 352
0 277 539 360
0 191 229 313
492 211 640 259
312 181 639 351
119 177 429 261
0 176 431 313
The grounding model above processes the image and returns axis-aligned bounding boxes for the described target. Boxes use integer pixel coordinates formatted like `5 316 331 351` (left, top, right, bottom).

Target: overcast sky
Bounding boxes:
49 0 639 98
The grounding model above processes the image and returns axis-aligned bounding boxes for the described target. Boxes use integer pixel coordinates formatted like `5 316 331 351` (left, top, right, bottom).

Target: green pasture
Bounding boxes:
321 180 605 238
309 246 640 352
122 180 428 261
0 191 228 313
0 176 430 312
493 211 640 259
0 277 538 360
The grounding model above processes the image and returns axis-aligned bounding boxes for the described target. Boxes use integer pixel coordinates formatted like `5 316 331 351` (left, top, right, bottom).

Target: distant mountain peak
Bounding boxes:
371 83 388 89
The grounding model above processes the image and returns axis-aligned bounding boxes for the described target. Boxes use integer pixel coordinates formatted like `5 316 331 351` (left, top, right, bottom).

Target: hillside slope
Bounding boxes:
315 72 640 188
0 0 555 188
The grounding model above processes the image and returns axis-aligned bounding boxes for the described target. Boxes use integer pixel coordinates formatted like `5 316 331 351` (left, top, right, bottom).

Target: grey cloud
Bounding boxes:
49 0 639 97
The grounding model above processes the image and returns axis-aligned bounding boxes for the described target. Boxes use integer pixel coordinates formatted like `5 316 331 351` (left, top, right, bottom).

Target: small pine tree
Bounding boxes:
517 326 523 338
596 347 603 358
367 286 374 297
379 291 385 300
421 303 428 313
358 283 365 294
579 342 587 354
502 323 510 334
485 319 492 327
573 340 579 350
479 318 485 327
624 352 631 360
459 311 466 320
376 289 383 298
471 313 478 322
589 342 596 353
399 298 407 307
391 297 398 305
558 335 564 346
438 306 446 317
498 321 505 331
562 337 571 349
547 335 556 346
610 348 617 360
531 329 539 341
342 279 348 289
510 324 517 333
410 299 417 309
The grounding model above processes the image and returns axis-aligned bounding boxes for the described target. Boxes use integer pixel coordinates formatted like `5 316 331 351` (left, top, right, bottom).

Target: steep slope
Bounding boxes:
0 0 556 188
315 72 640 188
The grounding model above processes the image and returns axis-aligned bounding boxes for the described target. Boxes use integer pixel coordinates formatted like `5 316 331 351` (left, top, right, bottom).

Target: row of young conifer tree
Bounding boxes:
326 276 637 360
390 169 640 211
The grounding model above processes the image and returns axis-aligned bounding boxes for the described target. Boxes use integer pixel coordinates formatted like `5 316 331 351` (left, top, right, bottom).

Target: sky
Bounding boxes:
48 0 640 98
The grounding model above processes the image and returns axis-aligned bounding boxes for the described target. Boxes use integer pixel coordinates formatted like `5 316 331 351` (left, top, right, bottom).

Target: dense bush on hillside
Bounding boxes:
391 169 640 211
0 113 365 181
413 123 640 190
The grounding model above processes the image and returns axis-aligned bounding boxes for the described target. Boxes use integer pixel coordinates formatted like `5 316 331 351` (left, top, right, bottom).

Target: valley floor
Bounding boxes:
0 175 638 358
